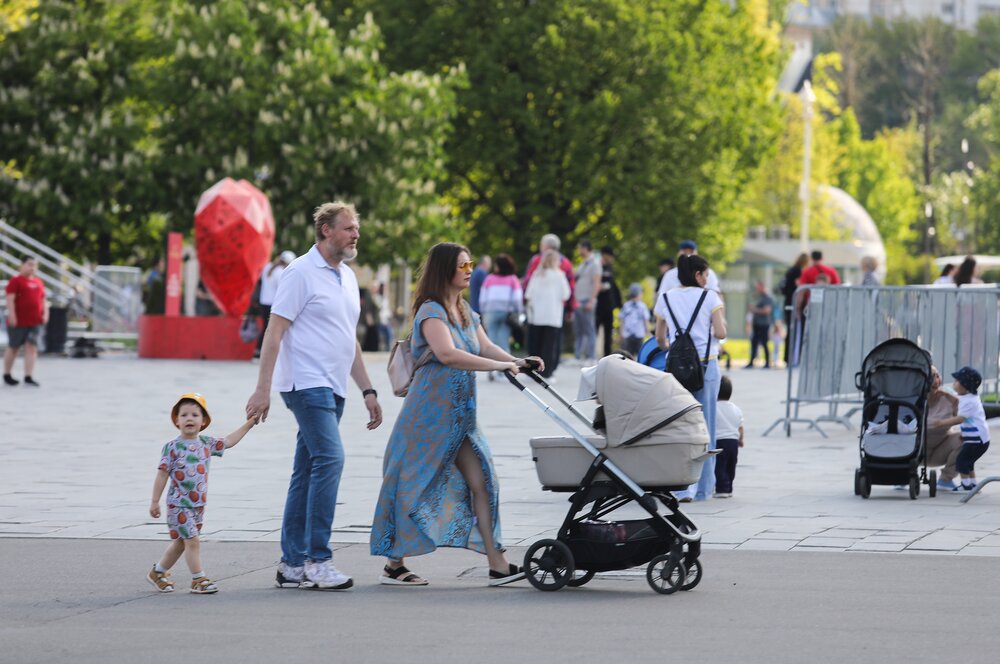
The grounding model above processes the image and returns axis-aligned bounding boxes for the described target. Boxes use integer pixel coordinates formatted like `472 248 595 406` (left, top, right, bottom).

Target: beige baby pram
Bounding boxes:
508 354 715 594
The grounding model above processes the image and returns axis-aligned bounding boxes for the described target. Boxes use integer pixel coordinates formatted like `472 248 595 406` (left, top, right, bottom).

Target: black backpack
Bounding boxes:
663 290 710 393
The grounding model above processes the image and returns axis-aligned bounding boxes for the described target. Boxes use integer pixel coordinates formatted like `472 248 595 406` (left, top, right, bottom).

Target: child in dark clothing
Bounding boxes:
714 375 744 498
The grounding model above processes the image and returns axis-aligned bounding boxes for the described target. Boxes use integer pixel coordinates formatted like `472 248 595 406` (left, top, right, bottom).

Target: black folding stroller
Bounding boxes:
507 355 716 594
853 338 936 499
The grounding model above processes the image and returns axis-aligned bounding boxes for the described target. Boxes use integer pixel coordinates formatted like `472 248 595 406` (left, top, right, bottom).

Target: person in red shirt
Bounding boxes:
798 250 841 287
4 256 48 387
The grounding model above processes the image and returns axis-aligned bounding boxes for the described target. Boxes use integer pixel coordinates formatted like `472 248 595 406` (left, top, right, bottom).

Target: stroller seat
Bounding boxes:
530 431 711 490
861 432 918 459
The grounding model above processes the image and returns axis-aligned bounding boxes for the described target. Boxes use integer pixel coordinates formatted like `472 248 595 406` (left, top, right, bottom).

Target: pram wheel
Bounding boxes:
646 554 686 595
566 570 596 587
857 470 871 499
680 558 702 591
908 475 920 500
524 539 575 591
929 470 937 498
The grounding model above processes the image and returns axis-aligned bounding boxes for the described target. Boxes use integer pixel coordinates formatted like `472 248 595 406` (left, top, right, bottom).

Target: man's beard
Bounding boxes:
334 245 358 262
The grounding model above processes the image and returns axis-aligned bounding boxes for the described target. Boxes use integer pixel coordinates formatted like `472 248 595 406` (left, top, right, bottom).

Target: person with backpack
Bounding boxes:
654 254 727 502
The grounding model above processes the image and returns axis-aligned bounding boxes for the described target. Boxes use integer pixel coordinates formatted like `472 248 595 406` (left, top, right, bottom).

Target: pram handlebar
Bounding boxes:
504 363 597 431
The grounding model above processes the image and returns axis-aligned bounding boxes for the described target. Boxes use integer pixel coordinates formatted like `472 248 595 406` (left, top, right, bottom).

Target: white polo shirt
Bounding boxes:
271 245 360 397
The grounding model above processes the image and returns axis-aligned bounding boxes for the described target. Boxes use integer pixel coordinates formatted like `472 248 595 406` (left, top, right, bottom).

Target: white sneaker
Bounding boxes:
301 560 353 590
714 492 732 499
275 562 304 588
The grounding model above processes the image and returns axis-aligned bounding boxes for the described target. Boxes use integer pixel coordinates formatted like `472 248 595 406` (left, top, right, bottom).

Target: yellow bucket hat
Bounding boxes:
171 392 212 430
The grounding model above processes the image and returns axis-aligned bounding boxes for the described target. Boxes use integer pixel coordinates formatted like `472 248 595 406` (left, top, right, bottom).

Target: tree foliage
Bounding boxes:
0 0 459 266
327 0 784 281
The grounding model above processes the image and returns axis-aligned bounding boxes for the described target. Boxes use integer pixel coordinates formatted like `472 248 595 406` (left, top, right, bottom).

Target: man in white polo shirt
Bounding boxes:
246 201 383 591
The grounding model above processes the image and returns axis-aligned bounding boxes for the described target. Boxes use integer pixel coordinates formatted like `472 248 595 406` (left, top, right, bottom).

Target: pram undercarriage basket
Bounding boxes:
507 355 715 594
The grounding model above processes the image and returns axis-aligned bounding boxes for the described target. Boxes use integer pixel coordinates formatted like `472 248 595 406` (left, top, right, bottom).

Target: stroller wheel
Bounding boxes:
646 554 686 595
680 558 703 591
524 539 575 591
858 471 871 499
908 475 920 500
929 470 938 498
566 570 596 588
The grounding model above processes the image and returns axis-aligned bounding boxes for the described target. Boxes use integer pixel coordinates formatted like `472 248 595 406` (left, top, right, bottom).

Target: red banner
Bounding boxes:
165 232 183 317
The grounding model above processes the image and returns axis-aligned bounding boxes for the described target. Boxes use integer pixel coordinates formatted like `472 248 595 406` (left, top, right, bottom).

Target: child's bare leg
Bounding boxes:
455 440 510 572
158 539 185 571
182 537 203 574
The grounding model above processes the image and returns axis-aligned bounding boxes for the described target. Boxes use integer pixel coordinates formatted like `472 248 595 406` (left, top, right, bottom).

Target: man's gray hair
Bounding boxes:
540 233 561 251
313 201 358 242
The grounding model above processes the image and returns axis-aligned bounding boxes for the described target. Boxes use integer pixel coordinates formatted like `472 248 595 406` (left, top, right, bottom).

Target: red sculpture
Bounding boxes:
194 178 275 316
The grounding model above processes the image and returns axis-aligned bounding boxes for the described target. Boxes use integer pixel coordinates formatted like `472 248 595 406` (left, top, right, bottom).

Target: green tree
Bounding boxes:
0 0 459 267
967 69 1000 254
148 1 460 265
326 0 784 281
0 0 164 264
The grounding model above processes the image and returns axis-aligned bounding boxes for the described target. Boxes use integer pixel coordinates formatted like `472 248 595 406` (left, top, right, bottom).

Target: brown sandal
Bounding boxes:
380 564 428 586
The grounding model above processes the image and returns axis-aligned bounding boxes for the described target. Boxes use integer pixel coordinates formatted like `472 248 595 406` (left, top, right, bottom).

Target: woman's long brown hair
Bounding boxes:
412 242 471 327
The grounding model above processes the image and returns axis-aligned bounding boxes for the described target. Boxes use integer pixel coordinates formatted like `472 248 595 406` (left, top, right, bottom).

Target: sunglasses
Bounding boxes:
457 260 474 272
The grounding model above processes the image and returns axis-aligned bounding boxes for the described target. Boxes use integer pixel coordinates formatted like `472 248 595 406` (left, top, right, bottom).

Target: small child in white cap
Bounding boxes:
618 283 651 357
147 393 256 594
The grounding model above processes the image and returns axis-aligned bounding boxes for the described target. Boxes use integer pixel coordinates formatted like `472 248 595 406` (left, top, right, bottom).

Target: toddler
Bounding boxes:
929 367 990 491
148 393 255 594
714 375 744 498
618 283 650 357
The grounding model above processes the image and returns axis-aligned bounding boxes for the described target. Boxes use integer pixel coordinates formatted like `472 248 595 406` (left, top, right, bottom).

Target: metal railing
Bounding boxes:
0 219 141 340
764 285 1000 437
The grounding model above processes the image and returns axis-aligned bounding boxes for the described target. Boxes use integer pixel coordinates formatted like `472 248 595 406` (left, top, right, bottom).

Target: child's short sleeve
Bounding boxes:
158 442 172 473
735 404 745 426
202 434 226 458
957 396 978 419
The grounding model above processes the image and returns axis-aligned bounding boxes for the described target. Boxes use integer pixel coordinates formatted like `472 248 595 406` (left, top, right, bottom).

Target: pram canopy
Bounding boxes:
594 355 707 448
856 338 933 400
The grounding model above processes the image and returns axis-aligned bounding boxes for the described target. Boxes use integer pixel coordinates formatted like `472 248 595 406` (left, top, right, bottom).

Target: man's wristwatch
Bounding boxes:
362 388 378 399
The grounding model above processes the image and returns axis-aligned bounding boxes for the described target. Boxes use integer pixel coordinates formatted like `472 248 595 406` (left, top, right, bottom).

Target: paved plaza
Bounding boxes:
4 353 1000 662
2 354 999 554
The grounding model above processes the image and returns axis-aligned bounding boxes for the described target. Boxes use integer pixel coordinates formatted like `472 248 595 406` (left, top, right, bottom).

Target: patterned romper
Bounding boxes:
158 435 225 540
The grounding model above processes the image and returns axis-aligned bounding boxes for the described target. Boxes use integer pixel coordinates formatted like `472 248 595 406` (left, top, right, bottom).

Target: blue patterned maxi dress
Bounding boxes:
370 300 504 559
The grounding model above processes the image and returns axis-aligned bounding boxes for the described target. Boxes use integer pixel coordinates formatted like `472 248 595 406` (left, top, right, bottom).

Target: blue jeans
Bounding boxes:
483 311 512 353
280 387 346 565
684 359 720 500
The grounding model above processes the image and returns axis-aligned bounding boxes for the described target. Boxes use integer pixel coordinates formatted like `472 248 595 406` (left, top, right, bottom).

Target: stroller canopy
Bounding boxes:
859 338 933 399
593 355 706 448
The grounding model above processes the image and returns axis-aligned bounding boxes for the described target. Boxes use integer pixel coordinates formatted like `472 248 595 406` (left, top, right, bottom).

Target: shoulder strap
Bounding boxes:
663 293 683 337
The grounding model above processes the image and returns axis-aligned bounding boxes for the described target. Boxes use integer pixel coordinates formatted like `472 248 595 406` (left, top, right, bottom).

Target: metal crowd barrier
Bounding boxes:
763 285 1000 438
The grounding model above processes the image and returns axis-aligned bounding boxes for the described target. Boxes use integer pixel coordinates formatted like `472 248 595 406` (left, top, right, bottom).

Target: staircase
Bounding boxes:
0 219 141 347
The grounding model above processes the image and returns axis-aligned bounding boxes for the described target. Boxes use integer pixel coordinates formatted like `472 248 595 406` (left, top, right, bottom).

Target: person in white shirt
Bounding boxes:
254 250 296 354
246 201 383 591
655 254 727 502
525 250 571 378
657 239 720 295
713 375 744 498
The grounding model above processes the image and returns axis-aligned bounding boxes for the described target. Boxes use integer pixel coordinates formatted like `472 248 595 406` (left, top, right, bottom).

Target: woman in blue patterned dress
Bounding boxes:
370 243 543 586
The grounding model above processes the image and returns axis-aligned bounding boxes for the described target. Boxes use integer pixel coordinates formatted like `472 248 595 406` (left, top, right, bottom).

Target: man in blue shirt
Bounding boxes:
469 255 492 314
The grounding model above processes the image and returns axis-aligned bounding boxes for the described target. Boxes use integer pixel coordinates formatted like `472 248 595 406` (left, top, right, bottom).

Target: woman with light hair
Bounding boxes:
860 256 880 286
524 251 571 379
925 365 963 491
